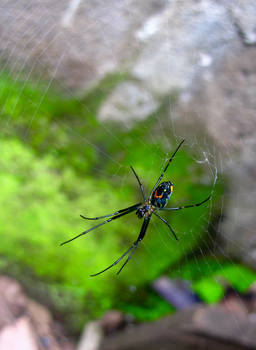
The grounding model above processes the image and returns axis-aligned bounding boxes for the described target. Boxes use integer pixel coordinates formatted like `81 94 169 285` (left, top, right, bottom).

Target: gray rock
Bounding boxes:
175 45 256 268
77 321 102 350
132 0 236 95
99 1 238 123
0 276 75 350
0 317 38 350
0 0 167 92
101 305 256 350
229 0 256 45
99 81 158 125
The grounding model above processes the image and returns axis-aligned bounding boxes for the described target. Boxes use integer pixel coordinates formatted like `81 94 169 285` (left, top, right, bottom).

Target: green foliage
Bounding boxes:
171 257 256 304
0 70 222 330
194 263 256 303
194 278 224 303
118 287 174 321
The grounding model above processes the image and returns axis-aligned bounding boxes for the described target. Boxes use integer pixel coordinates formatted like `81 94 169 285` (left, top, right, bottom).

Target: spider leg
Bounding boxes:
150 139 185 199
130 166 146 201
90 217 151 277
116 243 137 275
60 205 140 246
160 195 211 211
117 217 150 275
153 211 178 241
80 203 141 220
90 244 135 277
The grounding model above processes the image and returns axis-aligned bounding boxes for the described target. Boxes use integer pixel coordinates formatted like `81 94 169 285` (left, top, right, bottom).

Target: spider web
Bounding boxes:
0 0 254 336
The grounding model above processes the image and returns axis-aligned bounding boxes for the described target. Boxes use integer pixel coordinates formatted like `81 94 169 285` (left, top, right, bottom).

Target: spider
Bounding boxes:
61 139 211 276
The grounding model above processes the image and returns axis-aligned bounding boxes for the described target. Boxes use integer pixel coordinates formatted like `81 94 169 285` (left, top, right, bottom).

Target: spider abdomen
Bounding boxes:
151 181 174 208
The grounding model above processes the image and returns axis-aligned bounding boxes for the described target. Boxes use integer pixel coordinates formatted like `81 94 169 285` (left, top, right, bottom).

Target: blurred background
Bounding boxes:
0 1 256 349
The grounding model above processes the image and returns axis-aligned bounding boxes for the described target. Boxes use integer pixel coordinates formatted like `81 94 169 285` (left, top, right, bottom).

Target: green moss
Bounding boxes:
171 257 256 304
118 287 174 321
194 278 224 303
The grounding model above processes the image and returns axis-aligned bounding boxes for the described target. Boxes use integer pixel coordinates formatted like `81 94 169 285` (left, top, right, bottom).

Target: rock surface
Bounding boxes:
176 44 256 268
0 276 74 350
0 0 167 92
101 304 256 350
0 317 38 350
99 81 158 125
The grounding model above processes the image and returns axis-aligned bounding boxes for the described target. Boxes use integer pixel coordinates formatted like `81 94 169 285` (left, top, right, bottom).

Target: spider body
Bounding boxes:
136 202 154 219
61 139 211 277
136 181 173 218
151 181 174 208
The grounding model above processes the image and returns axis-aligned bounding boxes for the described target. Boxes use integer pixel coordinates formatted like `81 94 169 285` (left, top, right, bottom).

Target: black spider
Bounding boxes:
61 140 211 276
